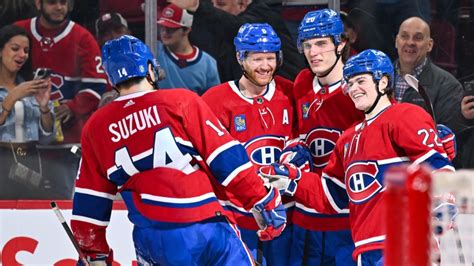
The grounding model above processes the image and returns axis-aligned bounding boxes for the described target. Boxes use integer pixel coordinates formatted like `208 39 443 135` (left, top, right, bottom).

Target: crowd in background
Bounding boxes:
0 0 473 200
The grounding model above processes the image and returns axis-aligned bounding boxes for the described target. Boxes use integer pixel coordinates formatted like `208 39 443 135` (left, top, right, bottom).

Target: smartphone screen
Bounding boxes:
33 68 52 80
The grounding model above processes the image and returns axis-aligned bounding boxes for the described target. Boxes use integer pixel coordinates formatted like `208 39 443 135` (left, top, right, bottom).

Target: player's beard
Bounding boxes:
245 69 275 87
41 10 67 25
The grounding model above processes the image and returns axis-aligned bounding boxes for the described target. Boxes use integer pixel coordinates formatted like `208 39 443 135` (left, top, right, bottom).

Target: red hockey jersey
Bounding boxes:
202 76 295 229
71 89 269 254
16 18 107 143
292 68 364 231
294 103 454 259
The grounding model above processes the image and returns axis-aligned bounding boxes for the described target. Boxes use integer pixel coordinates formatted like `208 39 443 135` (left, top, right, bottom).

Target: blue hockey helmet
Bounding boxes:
102 35 160 87
343 49 394 89
297 8 344 53
234 23 282 62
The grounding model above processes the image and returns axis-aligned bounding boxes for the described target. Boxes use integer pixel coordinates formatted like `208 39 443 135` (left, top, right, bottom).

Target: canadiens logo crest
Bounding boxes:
244 135 285 166
234 115 246 132
163 7 175 17
40 37 54 51
49 73 65 101
345 161 382 204
305 128 342 168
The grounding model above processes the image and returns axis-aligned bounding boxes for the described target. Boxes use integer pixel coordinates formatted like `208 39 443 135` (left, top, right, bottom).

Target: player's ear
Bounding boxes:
236 52 243 65
379 76 389 93
336 39 347 55
148 63 157 82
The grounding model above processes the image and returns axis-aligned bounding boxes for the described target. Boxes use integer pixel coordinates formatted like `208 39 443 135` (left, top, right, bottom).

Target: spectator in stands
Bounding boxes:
393 16 465 135
156 4 220 95
345 0 431 60
95 12 131 107
15 0 108 199
340 11 359 59
458 84 474 168
0 25 55 199
462 96 474 121
0 0 37 29
99 0 168 41
95 12 130 47
168 0 305 82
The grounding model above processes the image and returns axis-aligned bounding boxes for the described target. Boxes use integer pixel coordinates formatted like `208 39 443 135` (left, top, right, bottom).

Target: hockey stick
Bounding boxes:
50 201 89 265
404 74 437 121
451 224 466 264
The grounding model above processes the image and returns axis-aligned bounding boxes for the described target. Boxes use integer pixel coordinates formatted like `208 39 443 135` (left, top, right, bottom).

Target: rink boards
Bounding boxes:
0 200 136 265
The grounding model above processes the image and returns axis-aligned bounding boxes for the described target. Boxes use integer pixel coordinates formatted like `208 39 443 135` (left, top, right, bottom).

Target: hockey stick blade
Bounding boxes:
50 201 89 265
404 74 437 121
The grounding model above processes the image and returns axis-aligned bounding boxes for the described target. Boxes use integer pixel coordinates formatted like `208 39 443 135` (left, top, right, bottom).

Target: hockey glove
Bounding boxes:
251 186 287 241
279 138 313 172
77 249 113 266
259 163 302 196
436 124 456 161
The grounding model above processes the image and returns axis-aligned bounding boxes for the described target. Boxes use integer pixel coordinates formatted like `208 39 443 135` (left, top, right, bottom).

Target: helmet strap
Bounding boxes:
365 80 387 114
146 64 160 90
315 47 341 78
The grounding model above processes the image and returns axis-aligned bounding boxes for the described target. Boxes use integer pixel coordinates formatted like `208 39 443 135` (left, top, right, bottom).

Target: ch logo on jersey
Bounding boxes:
234 115 246 132
305 128 342 168
49 74 65 101
244 135 285 166
345 161 382 204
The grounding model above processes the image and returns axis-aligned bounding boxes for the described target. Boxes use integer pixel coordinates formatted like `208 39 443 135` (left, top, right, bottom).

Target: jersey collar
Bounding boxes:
229 79 276 104
312 76 342 95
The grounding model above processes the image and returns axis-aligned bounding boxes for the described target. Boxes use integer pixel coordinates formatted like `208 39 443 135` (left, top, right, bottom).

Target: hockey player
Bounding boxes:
71 35 286 265
260 49 455 265
202 23 295 265
284 9 363 266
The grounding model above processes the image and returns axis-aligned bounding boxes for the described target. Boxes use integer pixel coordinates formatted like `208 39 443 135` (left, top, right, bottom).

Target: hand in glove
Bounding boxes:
279 138 313 172
436 124 456 161
76 249 113 266
251 186 287 241
259 163 302 196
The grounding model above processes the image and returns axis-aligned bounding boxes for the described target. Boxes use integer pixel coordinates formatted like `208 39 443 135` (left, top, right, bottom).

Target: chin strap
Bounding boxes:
365 81 387 114
315 50 341 78
146 66 160 90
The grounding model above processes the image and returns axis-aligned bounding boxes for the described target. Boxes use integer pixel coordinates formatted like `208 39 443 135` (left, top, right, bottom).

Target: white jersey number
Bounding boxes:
114 128 195 176
417 128 443 148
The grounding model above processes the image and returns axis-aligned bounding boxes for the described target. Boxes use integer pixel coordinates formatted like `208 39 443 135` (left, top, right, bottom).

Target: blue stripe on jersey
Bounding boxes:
109 145 198 187
122 191 219 228
72 192 113 222
177 142 199 157
53 80 105 100
323 177 350 210
295 206 349 218
121 190 155 227
81 81 106 95
423 152 453 169
209 144 250 184
141 196 217 208
222 205 253 217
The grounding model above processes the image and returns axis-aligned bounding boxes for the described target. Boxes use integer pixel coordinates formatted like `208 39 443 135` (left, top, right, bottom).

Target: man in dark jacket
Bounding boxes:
393 16 466 135
169 0 305 82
